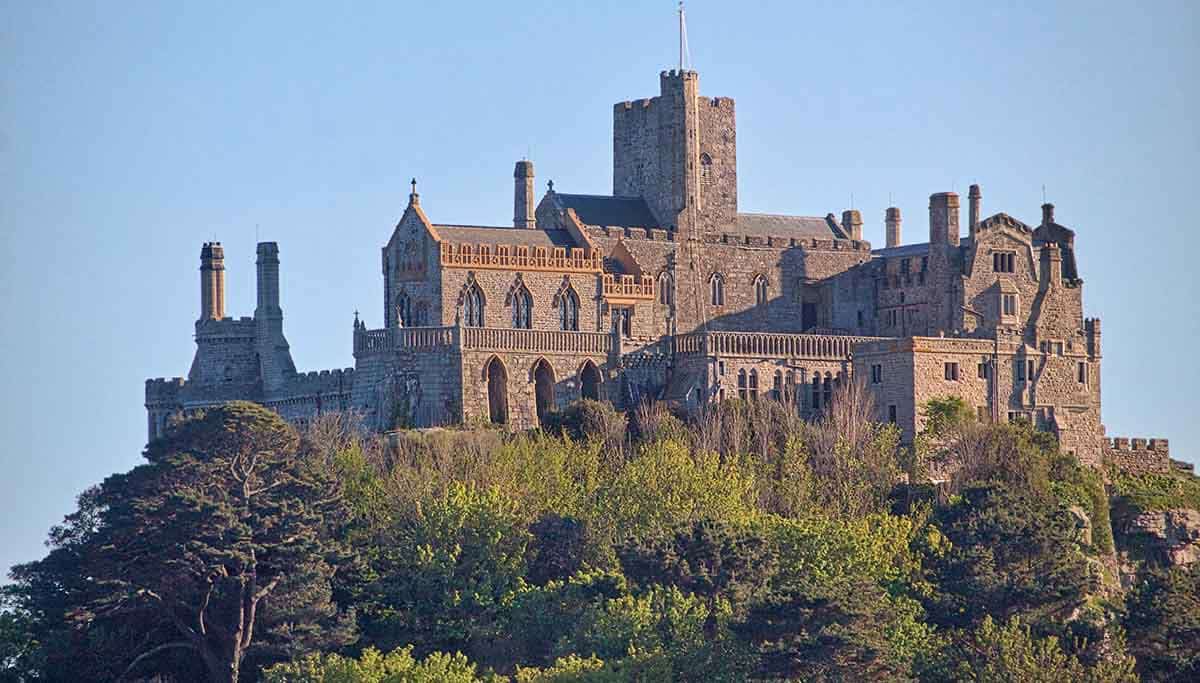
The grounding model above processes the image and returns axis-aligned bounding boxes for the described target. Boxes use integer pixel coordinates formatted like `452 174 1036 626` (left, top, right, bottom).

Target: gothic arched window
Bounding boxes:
710 272 725 306
512 284 533 329
700 153 713 187
658 271 673 306
749 369 759 400
754 274 768 306
737 369 747 400
396 291 412 327
558 287 580 331
464 284 485 327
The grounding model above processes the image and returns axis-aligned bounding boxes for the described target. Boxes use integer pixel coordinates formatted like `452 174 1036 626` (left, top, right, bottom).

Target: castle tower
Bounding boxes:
255 242 296 390
199 242 225 321
927 192 961 334
613 70 737 235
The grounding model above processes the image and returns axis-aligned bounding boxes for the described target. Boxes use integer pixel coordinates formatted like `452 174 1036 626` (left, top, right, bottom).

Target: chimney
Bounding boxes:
885 207 902 248
968 184 981 236
1042 241 1062 286
929 192 960 246
1042 202 1055 226
255 242 281 317
199 242 225 321
514 160 536 229
841 210 863 241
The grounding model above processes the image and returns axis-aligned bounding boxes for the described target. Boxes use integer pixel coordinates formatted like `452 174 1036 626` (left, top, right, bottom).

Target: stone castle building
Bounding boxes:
146 66 1172 470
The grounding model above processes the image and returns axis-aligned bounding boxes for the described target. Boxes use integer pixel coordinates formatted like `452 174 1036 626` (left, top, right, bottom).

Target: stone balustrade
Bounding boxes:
460 326 612 354
439 242 602 273
355 325 612 356
673 330 885 360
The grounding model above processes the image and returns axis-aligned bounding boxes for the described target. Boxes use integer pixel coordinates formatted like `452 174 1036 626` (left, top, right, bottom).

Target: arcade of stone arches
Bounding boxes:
482 356 603 426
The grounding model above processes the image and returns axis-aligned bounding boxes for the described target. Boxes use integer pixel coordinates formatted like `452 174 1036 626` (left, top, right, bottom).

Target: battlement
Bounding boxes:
284 367 356 395
602 273 655 302
1105 436 1172 475
591 226 675 241
439 242 602 273
145 376 186 403
701 232 872 252
195 316 257 338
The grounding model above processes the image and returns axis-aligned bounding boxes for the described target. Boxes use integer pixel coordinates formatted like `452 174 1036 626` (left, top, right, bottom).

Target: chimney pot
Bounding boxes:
514 160 536 229
885 207 902 248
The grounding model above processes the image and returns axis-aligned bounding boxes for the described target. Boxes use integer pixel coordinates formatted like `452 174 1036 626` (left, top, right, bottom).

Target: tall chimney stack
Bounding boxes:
1042 202 1055 226
929 192 960 246
885 207 902 248
199 242 225 321
255 242 281 317
514 160 536 229
842 209 863 241
968 184 982 236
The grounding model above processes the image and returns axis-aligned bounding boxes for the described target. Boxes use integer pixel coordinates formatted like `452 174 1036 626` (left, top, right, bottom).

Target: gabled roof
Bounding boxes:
434 224 578 249
735 213 842 239
551 193 659 228
872 243 930 258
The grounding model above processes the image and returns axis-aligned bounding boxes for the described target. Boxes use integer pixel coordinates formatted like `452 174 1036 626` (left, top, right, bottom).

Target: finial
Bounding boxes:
411 177 417 194
408 177 420 206
548 179 555 192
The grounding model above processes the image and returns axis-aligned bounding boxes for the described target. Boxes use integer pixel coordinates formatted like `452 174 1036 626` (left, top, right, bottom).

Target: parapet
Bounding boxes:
439 242 602 273
146 376 186 402
1105 437 1172 475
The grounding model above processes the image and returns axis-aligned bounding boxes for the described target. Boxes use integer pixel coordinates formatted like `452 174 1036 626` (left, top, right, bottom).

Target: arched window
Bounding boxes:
773 370 783 400
754 274 768 306
823 373 833 407
396 291 412 327
737 369 747 400
811 375 822 411
658 271 673 306
558 287 579 331
512 285 533 329
700 153 713 186
414 301 428 326
748 370 759 400
463 284 485 327
710 273 725 306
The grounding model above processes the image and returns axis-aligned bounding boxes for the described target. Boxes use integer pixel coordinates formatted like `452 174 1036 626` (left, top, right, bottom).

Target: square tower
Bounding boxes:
613 70 737 235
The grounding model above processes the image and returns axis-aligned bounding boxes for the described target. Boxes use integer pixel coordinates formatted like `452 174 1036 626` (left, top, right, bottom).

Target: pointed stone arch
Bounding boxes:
579 360 602 401
458 272 486 327
484 355 508 424
531 357 556 425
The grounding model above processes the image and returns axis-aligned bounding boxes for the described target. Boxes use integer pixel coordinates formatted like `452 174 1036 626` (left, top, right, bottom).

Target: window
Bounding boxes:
512 285 533 329
977 361 990 379
823 373 833 406
718 361 725 376
888 405 897 424
658 272 673 306
700 153 713 186
463 284 485 327
871 364 883 384
558 288 579 331
1028 360 1035 380
749 370 759 400
396 291 412 326
944 362 959 381
1002 294 1018 317
754 275 768 306
1077 362 1088 385
737 369 747 400
615 307 632 337
773 370 782 400
1055 342 1064 356
710 273 725 306
993 251 1016 273
811 376 821 411
900 258 911 276
1015 359 1026 381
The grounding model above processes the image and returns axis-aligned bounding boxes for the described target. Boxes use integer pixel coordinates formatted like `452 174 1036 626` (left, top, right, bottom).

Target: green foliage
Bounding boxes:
261 645 503 683
1048 452 1115 554
924 484 1095 633
921 396 975 437
1110 469 1200 518
593 439 757 544
1124 563 1200 682
922 615 1137 683
540 400 627 461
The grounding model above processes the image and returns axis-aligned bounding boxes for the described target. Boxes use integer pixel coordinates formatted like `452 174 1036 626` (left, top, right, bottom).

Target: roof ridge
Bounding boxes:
738 211 826 220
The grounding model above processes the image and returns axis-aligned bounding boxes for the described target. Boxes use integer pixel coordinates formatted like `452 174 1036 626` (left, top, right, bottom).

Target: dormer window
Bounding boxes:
993 251 1016 273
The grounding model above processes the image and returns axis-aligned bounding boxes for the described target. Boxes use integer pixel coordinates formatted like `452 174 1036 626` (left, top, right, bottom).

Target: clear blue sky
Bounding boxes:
2 1 1197 578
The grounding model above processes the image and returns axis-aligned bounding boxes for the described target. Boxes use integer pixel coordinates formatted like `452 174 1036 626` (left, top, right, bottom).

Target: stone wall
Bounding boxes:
1104 438 1173 475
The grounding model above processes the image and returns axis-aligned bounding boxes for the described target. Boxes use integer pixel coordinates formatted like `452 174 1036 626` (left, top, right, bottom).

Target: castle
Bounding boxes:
145 66 1175 471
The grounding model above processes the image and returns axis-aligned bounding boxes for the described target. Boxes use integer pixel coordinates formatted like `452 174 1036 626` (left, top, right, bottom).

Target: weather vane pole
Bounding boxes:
678 2 684 71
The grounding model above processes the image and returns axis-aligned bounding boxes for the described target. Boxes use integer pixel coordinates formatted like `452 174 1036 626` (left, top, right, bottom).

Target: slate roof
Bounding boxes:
434 225 578 248
872 242 931 258
735 213 843 239
553 193 659 228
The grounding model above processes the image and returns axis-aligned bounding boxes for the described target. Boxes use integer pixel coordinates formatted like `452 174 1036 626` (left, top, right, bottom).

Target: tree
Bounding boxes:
924 484 1094 633
12 402 356 683
920 396 974 438
1124 564 1200 682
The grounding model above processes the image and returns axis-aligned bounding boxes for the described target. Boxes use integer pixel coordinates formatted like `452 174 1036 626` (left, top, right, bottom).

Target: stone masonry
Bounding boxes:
145 66 1163 471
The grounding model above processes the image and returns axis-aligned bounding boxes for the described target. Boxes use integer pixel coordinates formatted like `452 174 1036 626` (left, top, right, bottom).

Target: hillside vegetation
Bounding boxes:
2 391 1197 682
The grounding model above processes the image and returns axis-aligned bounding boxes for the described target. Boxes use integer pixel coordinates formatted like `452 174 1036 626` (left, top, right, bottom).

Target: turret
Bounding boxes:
199 242 225 321
885 207 902 248
514 160 536 229
929 192 960 246
1042 202 1055 226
